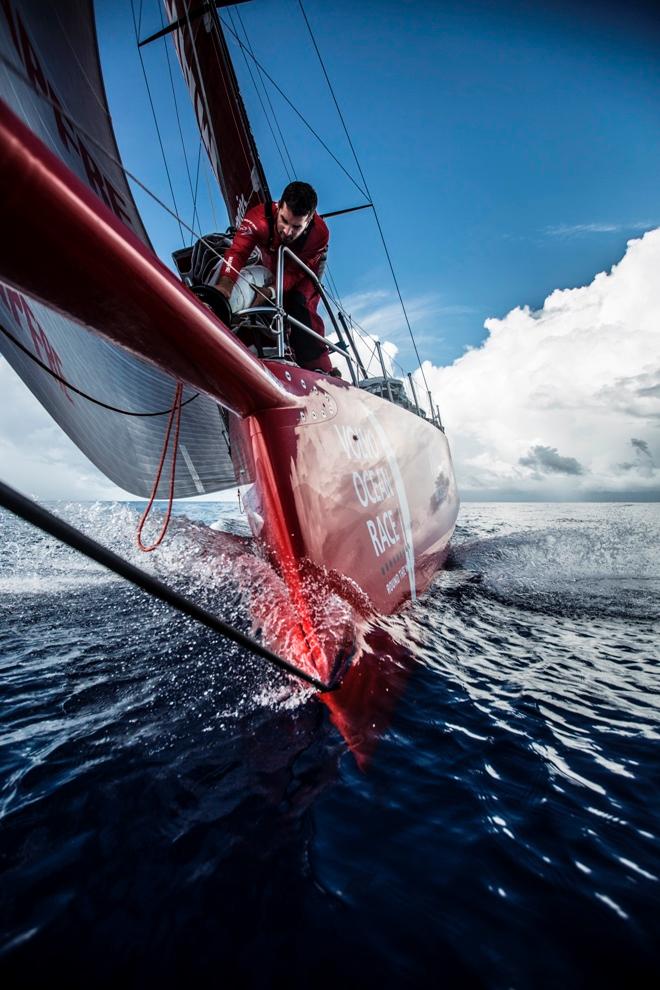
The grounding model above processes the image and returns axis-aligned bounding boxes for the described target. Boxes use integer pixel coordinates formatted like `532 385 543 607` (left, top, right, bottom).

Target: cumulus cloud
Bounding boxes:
419 228 660 498
519 445 585 476
3 231 659 503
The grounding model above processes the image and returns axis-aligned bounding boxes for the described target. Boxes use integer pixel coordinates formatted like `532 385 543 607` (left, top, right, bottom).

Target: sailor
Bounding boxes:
215 181 333 373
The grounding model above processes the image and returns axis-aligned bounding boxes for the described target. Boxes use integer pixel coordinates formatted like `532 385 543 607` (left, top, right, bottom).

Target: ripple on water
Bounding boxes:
0 500 659 986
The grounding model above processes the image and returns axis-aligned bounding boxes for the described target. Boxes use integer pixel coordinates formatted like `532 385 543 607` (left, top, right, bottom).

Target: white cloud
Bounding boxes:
336 288 461 351
327 289 472 383
418 228 660 498
545 221 656 237
0 360 131 500
3 231 659 503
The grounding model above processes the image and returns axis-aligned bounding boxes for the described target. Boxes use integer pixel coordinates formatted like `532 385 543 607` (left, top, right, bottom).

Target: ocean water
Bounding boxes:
0 500 659 988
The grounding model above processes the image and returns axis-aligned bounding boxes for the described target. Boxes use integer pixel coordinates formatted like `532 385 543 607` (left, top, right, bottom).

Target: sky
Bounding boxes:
1 0 660 499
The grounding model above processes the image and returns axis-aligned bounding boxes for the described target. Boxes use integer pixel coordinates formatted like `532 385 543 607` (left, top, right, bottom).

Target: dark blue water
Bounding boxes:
1 501 659 987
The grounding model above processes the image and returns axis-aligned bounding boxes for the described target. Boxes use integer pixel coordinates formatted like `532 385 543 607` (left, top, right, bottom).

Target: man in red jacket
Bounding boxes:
215 181 333 372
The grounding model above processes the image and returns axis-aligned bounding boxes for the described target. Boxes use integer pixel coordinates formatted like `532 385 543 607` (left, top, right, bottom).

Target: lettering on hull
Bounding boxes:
334 419 416 600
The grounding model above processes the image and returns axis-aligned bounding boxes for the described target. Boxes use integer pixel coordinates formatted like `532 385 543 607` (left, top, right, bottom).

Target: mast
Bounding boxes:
162 0 270 227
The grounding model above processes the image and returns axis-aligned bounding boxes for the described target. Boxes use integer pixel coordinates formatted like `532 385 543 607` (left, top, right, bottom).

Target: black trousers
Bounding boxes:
283 290 325 364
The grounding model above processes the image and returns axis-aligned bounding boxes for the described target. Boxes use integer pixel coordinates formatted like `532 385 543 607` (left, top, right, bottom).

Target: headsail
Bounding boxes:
163 0 270 227
0 0 239 497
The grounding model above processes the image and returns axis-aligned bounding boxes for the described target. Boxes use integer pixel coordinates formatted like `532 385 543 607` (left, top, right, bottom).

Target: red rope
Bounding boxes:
136 382 183 552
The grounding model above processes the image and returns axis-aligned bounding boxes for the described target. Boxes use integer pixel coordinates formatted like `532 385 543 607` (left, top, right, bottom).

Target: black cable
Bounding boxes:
158 2 200 239
228 9 293 183
190 142 203 246
234 7 297 180
129 0 186 244
0 480 335 693
0 322 200 417
298 0 431 395
218 15 369 202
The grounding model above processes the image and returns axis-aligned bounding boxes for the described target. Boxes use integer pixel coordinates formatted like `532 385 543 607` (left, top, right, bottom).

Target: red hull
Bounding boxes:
0 96 459 680
233 362 458 616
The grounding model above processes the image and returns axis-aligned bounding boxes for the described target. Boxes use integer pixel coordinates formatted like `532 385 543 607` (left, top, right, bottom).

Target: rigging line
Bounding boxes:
203 14 267 218
203 160 219 230
297 0 368 197
328 292 409 383
158 2 200 230
322 264 351 335
227 8 293 183
318 283 388 375
129 0 186 244
0 480 335 694
217 15 369 202
180 2 257 199
0 53 259 309
0 323 200 417
234 6 297 180
190 142 203 245
324 266 343 310
297 0 432 395
0 52 270 304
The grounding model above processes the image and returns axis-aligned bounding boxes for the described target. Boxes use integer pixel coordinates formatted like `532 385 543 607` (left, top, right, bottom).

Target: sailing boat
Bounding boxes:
0 0 459 685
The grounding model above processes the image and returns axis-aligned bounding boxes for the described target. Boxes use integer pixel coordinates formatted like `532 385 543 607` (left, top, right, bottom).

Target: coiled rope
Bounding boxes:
136 381 183 551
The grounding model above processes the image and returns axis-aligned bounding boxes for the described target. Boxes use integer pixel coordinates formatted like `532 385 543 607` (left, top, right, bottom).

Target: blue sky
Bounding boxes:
2 0 658 499
96 0 660 370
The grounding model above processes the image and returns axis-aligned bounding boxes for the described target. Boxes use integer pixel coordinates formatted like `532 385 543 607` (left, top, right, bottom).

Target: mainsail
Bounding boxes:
164 0 270 227
0 0 237 497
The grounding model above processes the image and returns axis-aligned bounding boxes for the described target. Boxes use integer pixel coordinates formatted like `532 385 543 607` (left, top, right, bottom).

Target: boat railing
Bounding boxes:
275 246 361 385
275 245 445 430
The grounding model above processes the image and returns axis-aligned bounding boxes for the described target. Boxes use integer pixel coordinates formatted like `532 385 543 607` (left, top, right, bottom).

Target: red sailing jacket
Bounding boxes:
219 201 329 303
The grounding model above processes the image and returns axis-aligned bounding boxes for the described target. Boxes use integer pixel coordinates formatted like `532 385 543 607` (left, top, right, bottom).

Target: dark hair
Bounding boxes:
280 181 318 216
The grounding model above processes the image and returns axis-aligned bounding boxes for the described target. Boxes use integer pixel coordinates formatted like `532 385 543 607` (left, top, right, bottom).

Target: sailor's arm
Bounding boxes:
215 216 260 298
